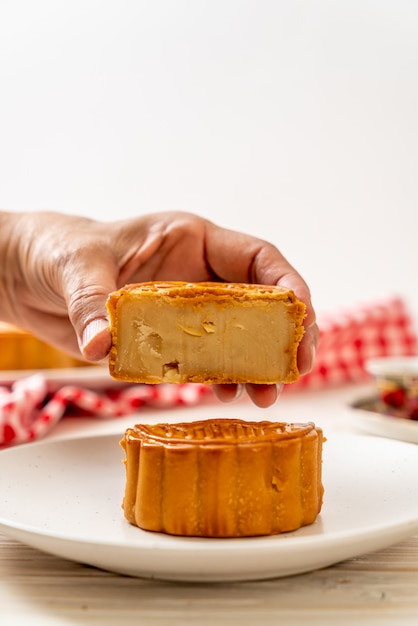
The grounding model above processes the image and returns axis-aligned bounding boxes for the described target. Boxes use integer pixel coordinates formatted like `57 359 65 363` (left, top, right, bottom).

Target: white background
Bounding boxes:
0 0 417 317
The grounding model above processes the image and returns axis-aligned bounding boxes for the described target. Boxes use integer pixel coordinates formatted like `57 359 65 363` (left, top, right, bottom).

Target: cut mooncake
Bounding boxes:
120 418 324 537
106 281 306 385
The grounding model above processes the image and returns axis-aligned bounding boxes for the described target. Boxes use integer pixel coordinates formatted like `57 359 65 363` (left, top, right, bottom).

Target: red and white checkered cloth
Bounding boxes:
288 295 417 391
0 295 416 448
0 378 212 448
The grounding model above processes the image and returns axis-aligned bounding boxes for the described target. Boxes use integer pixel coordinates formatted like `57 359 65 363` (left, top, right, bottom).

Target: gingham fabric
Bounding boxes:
0 377 212 448
1 296 416 447
287 296 417 392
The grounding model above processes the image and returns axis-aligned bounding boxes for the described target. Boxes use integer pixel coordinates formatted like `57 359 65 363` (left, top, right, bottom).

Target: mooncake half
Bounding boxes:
107 281 306 384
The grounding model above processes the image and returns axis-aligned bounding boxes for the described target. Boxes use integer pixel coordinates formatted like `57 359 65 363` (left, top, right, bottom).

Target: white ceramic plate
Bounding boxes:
350 397 418 444
0 365 124 391
1 430 418 582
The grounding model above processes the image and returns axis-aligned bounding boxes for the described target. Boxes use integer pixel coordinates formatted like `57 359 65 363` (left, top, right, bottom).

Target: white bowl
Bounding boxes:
365 356 418 419
365 356 418 379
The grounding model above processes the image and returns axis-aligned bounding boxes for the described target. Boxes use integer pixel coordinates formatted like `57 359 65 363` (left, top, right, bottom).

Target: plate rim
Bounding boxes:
0 364 124 390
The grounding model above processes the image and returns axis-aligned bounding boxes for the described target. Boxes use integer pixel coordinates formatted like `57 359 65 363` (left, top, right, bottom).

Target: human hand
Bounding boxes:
1 210 318 407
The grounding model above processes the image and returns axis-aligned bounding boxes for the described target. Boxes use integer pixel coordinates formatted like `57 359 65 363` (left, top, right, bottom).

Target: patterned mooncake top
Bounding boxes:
125 418 318 445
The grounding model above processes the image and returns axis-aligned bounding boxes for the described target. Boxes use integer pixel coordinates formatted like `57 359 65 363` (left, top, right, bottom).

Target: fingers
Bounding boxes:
213 383 282 408
245 383 282 408
212 384 245 403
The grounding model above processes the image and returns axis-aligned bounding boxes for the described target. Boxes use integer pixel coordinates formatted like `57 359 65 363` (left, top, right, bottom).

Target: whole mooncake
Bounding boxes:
120 418 324 537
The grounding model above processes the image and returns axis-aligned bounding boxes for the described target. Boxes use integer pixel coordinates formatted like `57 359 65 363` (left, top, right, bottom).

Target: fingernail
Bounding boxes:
230 384 244 402
309 343 316 373
81 318 110 359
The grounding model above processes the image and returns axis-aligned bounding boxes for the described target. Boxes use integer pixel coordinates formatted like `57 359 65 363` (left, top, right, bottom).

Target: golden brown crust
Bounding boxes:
120 418 324 537
108 281 303 302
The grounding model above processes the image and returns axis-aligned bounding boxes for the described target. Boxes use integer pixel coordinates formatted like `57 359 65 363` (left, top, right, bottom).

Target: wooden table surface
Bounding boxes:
2 385 418 625
2 532 418 626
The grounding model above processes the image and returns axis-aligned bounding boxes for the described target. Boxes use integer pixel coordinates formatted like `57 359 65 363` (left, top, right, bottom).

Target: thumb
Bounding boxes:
63 261 117 362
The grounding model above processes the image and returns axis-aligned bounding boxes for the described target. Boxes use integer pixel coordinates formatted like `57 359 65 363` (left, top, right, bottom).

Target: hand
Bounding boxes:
1 210 318 407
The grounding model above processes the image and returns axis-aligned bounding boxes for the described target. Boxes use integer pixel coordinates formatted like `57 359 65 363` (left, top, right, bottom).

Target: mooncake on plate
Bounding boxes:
120 418 324 538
